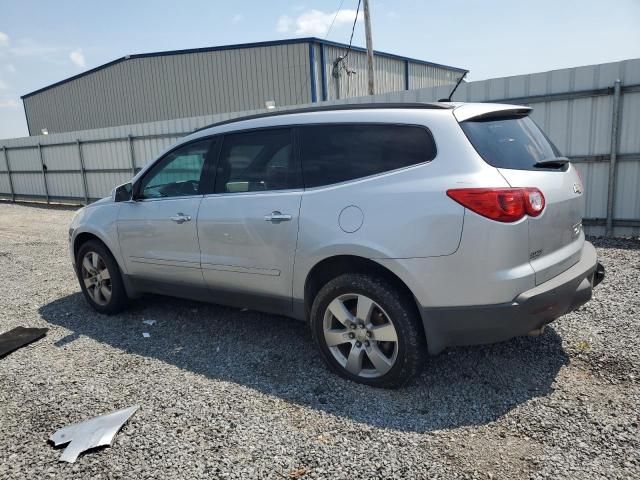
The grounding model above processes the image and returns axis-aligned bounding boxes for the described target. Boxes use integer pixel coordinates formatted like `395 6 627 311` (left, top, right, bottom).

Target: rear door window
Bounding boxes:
460 116 562 170
214 128 300 193
300 124 436 188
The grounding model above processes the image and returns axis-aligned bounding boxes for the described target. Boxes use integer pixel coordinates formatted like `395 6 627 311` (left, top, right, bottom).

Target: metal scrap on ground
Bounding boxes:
0 326 48 359
49 405 139 463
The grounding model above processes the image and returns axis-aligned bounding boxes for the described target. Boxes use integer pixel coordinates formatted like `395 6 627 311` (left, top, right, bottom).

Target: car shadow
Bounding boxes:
39 292 568 433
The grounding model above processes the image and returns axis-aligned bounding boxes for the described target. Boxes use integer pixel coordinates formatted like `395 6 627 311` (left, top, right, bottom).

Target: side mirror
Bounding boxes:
113 182 133 202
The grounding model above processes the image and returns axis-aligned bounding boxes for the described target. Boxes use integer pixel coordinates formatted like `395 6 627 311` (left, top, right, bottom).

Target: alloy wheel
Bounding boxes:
81 251 112 306
323 293 399 378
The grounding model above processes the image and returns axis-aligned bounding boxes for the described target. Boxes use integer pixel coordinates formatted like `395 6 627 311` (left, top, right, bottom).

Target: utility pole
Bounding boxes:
363 0 375 96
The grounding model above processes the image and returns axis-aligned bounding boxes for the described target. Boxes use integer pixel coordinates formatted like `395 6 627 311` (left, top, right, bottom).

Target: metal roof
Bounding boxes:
21 37 468 99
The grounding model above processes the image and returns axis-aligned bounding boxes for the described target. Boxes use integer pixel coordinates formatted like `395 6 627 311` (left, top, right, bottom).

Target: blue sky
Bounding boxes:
1 0 639 139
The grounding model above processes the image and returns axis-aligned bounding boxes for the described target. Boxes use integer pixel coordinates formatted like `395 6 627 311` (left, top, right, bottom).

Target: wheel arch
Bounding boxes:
73 232 106 261
72 229 140 298
303 255 423 333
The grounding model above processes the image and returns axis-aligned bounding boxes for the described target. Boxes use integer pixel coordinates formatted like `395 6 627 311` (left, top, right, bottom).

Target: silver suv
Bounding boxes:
69 103 604 388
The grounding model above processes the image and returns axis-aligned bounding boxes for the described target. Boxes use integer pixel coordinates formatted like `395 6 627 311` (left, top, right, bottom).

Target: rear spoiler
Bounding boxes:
453 103 532 122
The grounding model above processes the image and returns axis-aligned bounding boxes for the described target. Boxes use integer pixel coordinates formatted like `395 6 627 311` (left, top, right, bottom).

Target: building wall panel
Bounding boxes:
42 144 80 171
85 172 131 199
322 45 410 101
133 136 179 168
6 148 41 171
409 63 459 90
0 173 11 194
23 43 313 135
81 140 130 170
20 40 464 135
11 173 46 196
46 172 84 198
619 92 640 154
614 160 640 220
573 162 609 219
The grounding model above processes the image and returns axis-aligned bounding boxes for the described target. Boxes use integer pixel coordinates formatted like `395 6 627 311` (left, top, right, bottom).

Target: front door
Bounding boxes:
117 139 214 286
197 128 302 312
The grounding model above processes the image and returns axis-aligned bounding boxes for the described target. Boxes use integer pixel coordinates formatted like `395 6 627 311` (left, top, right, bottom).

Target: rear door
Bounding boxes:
197 127 302 312
459 112 584 285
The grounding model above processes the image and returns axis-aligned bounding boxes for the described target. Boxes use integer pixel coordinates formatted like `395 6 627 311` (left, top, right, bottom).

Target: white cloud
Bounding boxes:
69 49 86 68
0 32 9 47
6 64 16 73
0 98 19 109
0 79 8 90
231 14 244 24
284 9 363 36
277 15 293 33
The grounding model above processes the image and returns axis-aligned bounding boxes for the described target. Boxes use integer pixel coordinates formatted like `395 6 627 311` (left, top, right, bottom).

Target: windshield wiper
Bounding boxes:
534 156 570 168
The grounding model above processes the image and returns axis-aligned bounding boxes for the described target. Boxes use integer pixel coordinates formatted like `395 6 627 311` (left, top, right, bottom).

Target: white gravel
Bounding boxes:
0 202 638 479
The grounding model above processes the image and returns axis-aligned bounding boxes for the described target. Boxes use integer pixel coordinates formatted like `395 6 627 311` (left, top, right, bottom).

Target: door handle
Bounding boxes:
264 211 292 223
170 213 192 224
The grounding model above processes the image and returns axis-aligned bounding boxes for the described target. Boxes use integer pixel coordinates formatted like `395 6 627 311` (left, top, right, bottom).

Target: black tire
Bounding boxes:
76 239 129 315
310 273 426 388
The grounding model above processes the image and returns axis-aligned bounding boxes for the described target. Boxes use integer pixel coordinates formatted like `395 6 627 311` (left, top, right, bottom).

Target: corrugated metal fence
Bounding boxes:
1 58 639 237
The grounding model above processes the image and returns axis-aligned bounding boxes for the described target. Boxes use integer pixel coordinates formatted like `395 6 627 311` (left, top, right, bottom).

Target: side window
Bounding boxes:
139 140 212 199
214 128 299 193
300 124 436 188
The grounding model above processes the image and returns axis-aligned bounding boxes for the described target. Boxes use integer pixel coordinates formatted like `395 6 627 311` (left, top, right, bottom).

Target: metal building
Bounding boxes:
21 38 466 135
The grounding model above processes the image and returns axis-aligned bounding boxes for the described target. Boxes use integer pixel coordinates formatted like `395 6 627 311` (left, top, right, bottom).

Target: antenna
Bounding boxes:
439 71 468 102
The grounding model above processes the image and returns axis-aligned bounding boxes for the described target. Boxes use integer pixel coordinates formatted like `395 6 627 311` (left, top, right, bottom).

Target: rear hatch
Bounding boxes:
456 106 585 285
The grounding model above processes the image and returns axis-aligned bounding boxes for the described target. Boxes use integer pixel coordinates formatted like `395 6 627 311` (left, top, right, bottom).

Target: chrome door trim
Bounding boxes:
200 263 281 276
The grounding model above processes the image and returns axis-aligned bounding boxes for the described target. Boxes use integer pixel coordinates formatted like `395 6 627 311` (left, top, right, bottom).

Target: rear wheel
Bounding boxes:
76 240 128 314
310 273 426 388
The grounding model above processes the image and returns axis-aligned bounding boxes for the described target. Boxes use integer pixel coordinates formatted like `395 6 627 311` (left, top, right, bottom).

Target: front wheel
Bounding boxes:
76 240 129 314
310 273 426 388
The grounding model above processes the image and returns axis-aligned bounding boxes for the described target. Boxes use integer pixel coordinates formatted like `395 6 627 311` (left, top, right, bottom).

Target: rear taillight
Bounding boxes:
525 189 545 216
446 187 545 223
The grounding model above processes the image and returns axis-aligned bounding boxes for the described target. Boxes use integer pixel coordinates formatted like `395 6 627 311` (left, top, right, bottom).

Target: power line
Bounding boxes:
330 0 361 88
325 0 346 40
342 0 362 61
292 0 347 105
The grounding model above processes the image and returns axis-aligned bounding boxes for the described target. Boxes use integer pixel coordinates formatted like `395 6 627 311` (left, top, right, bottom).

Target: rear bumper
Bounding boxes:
421 241 603 355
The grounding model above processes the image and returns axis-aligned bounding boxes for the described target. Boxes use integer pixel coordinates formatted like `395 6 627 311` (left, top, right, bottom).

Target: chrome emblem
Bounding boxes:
529 249 542 260
573 183 583 194
572 222 582 237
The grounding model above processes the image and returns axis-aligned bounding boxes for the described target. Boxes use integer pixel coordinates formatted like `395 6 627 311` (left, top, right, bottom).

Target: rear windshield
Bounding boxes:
460 115 562 170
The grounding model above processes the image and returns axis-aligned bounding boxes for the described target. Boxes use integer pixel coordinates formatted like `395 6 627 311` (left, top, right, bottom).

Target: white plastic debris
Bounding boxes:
142 332 150 338
50 405 139 463
142 319 156 326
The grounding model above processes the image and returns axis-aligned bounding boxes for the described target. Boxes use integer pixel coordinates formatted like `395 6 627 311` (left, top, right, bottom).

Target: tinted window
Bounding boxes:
215 128 299 193
139 140 211 199
460 116 562 170
300 124 436 188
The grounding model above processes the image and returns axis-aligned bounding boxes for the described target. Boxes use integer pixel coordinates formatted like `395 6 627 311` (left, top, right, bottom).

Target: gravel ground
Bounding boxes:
0 202 638 479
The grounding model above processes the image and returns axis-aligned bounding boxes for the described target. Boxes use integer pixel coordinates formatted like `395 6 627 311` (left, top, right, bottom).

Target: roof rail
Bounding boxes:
192 102 452 133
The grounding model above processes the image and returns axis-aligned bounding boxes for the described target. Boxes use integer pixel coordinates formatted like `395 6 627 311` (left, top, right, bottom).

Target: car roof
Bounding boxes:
192 102 454 134
191 101 531 135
